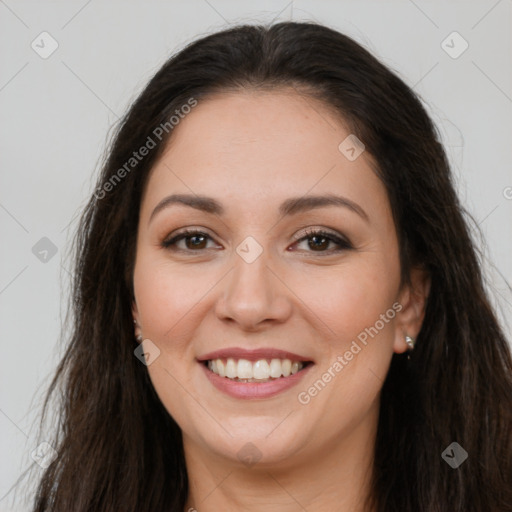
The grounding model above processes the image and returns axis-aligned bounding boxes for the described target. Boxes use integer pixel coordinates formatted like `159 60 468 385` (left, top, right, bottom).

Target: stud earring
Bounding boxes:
135 334 142 342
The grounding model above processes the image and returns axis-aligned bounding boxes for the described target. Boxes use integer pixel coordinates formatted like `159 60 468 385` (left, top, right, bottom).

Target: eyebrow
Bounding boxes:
148 193 369 225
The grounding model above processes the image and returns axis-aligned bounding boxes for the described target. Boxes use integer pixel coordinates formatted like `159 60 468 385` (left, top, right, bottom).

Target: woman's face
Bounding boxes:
132 89 418 469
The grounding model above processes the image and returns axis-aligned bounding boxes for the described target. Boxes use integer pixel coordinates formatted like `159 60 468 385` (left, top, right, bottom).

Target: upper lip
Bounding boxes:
197 347 313 363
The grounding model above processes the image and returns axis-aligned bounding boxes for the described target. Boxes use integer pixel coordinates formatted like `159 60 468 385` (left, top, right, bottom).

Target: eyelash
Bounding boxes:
161 228 353 255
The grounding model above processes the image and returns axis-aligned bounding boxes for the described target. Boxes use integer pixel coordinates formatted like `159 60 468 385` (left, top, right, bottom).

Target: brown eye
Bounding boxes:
162 230 215 251
307 234 330 251
184 233 208 249
293 229 352 254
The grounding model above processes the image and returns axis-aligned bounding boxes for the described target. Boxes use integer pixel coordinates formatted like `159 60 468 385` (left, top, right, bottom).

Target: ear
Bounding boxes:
132 298 142 343
393 266 431 354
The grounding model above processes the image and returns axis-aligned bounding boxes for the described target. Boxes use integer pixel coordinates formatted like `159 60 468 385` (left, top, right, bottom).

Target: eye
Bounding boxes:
292 228 352 254
161 229 219 251
161 227 352 254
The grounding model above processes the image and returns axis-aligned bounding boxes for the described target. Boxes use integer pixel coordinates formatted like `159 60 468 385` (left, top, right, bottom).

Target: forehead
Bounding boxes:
141 89 388 222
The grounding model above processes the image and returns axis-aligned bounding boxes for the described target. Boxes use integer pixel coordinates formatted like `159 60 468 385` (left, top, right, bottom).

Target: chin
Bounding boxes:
192 418 310 468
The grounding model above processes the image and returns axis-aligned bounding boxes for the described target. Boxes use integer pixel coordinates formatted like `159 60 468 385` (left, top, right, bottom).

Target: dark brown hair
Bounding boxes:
25 21 512 511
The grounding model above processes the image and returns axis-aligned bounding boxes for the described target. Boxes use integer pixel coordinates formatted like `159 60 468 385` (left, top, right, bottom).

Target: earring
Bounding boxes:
405 334 415 350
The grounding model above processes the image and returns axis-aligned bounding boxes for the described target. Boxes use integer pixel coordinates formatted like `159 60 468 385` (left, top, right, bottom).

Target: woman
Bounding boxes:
31 21 512 511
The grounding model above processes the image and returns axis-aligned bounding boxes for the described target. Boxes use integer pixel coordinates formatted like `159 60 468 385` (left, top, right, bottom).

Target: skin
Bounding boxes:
131 89 430 511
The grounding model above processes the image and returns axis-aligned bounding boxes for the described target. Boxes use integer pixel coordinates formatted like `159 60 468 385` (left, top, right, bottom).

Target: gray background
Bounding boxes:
1 1 511 509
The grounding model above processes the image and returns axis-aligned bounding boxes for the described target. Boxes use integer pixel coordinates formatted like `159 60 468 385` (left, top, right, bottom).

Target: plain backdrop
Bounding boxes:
1 1 511 510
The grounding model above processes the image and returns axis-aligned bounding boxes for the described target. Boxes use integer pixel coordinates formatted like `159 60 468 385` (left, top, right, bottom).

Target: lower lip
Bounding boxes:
200 362 313 399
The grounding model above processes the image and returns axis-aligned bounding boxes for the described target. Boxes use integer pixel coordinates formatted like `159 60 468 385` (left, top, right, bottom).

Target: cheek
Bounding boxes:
292 253 400 404
133 256 211 429
133 255 218 347
295 260 400 420
292 255 399 347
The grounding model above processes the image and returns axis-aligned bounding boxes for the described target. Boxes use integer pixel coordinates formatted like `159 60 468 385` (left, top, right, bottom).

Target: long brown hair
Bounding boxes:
26 21 512 511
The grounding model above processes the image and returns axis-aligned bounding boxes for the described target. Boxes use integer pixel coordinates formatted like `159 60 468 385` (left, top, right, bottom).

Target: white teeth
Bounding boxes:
216 359 225 377
269 358 282 378
237 359 253 379
253 360 270 380
282 359 292 377
225 358 237 379
206 357 306 380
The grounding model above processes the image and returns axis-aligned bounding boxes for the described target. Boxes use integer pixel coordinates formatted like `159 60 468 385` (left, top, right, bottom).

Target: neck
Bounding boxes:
183 405 378 512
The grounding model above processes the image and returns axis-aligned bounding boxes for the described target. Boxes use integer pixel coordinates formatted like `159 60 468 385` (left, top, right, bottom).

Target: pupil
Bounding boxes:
188 235 206 248
309 235 328 251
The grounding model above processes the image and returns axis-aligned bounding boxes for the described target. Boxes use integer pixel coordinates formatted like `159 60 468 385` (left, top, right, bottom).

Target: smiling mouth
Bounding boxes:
203 358 313 383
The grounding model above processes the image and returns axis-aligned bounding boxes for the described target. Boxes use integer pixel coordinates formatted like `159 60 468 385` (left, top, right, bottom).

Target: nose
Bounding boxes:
214 247 293 332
